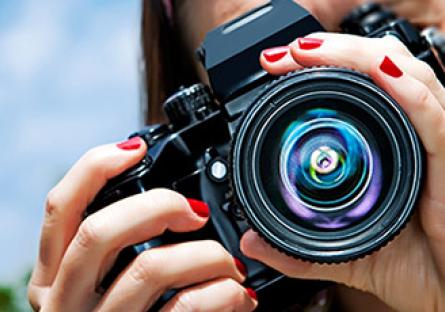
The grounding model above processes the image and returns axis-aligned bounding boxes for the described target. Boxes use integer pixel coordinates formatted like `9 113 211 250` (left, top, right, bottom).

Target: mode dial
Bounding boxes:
163 84 216 129
341 3 396 36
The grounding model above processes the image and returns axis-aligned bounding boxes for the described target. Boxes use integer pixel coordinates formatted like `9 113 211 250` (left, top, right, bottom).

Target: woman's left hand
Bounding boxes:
240 33 445 312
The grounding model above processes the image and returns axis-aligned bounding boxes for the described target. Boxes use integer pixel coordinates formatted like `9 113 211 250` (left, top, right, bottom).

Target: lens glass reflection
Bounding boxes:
272 108 383 229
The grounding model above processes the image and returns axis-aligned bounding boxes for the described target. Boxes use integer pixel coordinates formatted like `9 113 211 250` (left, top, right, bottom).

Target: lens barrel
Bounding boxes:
231 67 423 263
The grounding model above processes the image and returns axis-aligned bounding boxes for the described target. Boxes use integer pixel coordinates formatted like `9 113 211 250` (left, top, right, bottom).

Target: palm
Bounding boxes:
347 215 442 312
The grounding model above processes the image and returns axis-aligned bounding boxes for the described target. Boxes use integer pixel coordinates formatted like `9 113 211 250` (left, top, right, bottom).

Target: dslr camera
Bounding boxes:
86 1 445 310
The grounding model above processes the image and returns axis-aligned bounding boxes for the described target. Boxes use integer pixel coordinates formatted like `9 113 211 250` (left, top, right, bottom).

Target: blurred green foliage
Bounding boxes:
0 270 32 312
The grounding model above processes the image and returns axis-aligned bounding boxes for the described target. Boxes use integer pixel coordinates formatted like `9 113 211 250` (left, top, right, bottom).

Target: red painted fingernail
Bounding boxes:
117 137 142 150
380 56 403 78
233 257 247 276
186 198 210 218
297 37 324 50
262 46 289 62
246 288 258 300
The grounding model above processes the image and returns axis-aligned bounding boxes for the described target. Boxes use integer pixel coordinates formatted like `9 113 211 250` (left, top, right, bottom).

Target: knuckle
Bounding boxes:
434 113 445 142
413 84 432 111
146 188 187 213
129 251 161 283
335 40 360 58
82 145 104 163
150 188 184 204
170 291 196 312
381 36 410 55
203 240 229 260
44 187 62 220
234 289 248 308
417 60 438 88
75 217 103 249
81 146 110 178
27 286 41 311
221 279 249 308
225 278 244 296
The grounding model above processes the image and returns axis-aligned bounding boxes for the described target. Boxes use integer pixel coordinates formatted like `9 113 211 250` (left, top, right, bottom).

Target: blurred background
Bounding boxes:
0 0 141 309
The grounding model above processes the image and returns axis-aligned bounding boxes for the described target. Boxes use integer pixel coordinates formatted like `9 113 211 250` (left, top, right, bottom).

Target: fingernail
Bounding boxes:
233 257 247 276
186 198 210 218
262 46 289 62
245 288 258 301
379 56 403 78
117 137 142 150
297 37 324 50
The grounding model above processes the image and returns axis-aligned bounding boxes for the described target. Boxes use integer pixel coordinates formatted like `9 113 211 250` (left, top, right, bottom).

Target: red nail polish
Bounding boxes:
246 288 258 300
117 137 141 150
380 56 403 78
262 46 289 62
186 198 210 218
298 37 324 50
233 257 247 276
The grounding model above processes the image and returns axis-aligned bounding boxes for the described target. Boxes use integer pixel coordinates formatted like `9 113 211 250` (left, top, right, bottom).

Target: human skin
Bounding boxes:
28 0 445 311
28 139 257 311
177 0 445 70
241 34 445 311
179 0 445 311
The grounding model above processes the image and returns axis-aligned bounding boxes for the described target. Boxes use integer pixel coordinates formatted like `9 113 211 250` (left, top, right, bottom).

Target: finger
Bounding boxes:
391 56 445 108
289 32 411 68
160 278 257 312
372 58 445 270
261 33 411 76
45 189 210 311
262 33 445 184
372 56 445 261
29 138 146 289
371 55 445 176
260 46 301 75
240 230 366 289
97 241 248 311
261 37 445 290
264 34 445 204
286 33 445 109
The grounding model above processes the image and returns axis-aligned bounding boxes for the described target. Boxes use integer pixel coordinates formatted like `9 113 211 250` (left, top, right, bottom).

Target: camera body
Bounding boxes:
86 1 445 310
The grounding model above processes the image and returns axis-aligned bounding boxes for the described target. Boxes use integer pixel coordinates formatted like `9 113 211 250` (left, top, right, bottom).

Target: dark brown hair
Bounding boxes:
141 0 199 124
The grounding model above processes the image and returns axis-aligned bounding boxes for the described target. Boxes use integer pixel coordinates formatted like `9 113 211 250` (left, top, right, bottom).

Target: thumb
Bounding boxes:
240 230 370 291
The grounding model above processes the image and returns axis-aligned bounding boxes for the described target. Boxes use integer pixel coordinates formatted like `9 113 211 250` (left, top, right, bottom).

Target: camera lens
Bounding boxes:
232 68 423 263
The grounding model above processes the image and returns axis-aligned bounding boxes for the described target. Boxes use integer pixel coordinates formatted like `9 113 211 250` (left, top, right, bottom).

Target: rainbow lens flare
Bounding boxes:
279 109 382 229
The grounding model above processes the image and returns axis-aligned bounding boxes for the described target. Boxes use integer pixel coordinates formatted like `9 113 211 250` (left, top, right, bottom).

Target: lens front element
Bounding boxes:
279 111 381 229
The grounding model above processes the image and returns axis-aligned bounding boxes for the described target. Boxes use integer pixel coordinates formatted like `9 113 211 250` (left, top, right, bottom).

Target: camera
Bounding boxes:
85 1 445 310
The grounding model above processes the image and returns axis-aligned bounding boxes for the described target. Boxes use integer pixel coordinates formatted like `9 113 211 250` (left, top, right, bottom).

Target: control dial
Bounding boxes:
341 3 396 36
163 84 216 129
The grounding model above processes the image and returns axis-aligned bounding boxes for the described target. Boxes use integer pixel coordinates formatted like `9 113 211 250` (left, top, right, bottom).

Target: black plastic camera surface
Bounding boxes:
85 1 445 310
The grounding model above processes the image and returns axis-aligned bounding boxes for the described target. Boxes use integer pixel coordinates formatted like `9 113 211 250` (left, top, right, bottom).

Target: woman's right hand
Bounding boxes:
27 137 257 312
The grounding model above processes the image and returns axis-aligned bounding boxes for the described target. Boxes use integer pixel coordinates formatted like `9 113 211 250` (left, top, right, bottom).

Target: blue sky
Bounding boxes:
0 0 141 282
